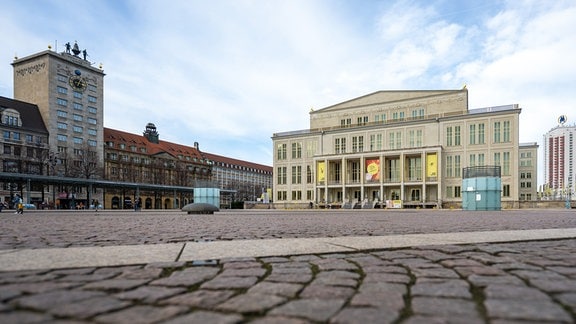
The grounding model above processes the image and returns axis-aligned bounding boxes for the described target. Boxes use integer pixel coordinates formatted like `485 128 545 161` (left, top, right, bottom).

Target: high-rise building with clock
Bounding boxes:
12 42 105 178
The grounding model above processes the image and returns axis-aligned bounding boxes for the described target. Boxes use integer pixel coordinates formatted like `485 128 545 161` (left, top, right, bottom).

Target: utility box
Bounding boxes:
461 166 501 211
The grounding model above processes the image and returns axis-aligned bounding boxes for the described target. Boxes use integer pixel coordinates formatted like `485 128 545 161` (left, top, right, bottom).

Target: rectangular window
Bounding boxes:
503 184 510 197
87 117 97 125
306 165 312 183
409 130 415 148
454 126 461 146
370 134 375 151
57 98 68 106
57 134 67 142
446 127 453 146
73 102 83 110
503 151 510 176
26 134 33 143
469 124 476 145
88 106 97 114
277 167 287 184
73 91 82 99
503 121 510 142
57 110 67 118
88 96 97 103
446 156 453 178
277 143 287 160
446 186 453 198
73 126 83 133
57 86 67 94
73 137 83 144
57 122 67 129
395 131 402 149
73 114 83 121
376 134 382 150
494 122 501 143
494 152 501 167
88 128 97 136
335 138 341 154
478 123 485 144
469 154 476 167
454 155 461 177
291 166 302 184
416 130 422 147
341 138 346 153
478 153 485 166
454 186 461 198
291 142 302 159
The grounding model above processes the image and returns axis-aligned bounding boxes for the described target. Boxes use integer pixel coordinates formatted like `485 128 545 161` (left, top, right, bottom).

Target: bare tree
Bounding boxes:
69 143 103 179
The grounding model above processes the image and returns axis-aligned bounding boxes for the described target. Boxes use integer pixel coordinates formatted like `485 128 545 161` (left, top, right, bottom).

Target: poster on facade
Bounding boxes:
317 162 325 183
426 153 437 177
365 159 380 181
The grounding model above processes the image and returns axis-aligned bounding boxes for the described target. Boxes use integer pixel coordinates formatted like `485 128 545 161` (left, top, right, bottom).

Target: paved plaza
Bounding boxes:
1 209 576 323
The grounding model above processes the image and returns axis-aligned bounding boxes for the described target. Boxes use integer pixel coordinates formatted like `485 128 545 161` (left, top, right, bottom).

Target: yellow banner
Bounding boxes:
317 162 325 183
365 159 380 181
426 153 437 177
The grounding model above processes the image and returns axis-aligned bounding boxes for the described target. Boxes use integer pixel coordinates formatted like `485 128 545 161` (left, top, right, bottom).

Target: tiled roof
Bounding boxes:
203 151 272 172
104 127 205 161
0 96 48 134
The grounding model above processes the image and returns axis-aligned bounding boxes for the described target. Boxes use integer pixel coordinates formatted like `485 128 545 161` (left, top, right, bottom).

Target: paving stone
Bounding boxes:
265 272 313 283
330 306 400 323
350 290 405 311
55 272 118 283
290 255 321 262
299 284 356 299
453 265 507 277
201 275 259 289
247 281 303 297
358 281 407 295
440 258 484 268
116 267 163 279
403 249 458 262
260 256 291 263
150 266 219 286
0 282 80 294
483 284 550 300
81 278 149 291
12 289 105 311
547 266 576 276
509 269 566 281
312 259 358 271
363 272 411 284
402 315 484 324
217 293 286 313
163 310 243 324
268 298 346 322
114 286 186 303
94 305 187 324
0 288 21 302
144 261 187 269
555 292 576 310
0 311 53 323
49 296 131 319
411 279 471 299
248 316 309 324
485 298 572 322
467 274 524 287
221 260 261 269
312 271 359 287
220 267 267 277
410 267 460 279
161 289 236 308
411 297 479 317
529 278 576 293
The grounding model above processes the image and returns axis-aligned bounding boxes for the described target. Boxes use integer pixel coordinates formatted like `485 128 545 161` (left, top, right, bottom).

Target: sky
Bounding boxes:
1 0 575 184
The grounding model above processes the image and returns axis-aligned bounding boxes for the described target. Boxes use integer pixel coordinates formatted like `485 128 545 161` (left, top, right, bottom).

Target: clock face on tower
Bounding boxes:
69 75 87 92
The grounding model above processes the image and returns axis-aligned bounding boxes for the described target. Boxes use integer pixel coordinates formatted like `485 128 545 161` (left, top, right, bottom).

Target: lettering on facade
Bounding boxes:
15 63 46 76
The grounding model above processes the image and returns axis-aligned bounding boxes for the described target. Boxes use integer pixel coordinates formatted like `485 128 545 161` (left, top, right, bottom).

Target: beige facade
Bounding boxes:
12 48 105 178
272 89 526 209
518 143 538 201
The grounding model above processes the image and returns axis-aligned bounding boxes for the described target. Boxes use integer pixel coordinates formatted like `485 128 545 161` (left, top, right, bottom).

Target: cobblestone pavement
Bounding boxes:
1 209 576 249
1 209 576 323
1 239 576 323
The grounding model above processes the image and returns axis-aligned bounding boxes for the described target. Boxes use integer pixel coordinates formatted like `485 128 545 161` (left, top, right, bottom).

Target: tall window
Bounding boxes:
306 165 313 183
503 151 510 175
446 127 453 146
446 156 453 178
277 144 287 160
416 130 422 147
478 153 485 166
469 154 476 167
376 134 382 150
291 166 302 184
469 124 476 145
277 166 287 184
335 138 341 154
503 121 510 142
408 157 422 181
409 130 415 148
494 152 501 167
454 126 461 146
478 123 485 144
291 142 302 159
352 136 363 152
454 155 461 177
494 122 501 143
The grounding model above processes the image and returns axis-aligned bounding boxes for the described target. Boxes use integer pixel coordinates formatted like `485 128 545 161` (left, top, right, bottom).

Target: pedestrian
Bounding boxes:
16 195 24 214
94 199 99 212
